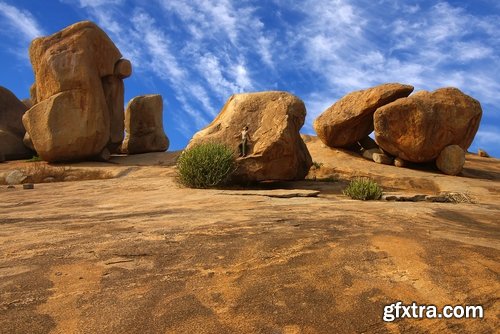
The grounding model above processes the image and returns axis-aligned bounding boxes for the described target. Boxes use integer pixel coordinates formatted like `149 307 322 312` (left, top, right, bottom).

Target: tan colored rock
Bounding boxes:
478 149 490 158
374 88 482 163
23 90 109 162
0 86 32 160
436 145 465 175
122 95 169 155
29 21 122 102
362 148 393 165
187 91 312 182
29 83 37 105
114 59 132 79
373 152 393 165
394 157 406 167
362 148 382 161
313 83 414 148
23 132 35 151
23 21 131 162
102 75 125 153
22 98 33 109
6 170 27 185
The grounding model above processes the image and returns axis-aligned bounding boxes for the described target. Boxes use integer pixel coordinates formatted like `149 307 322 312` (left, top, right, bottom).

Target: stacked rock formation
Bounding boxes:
0 86 33 160
314 84 482 175
122 94 169 154
187 91 313 182
313 83 414 148
374 88 481 165
22 21 132 162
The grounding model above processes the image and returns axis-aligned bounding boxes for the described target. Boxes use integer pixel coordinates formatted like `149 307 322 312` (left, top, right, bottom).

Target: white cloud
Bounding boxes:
195 53 240 99
257 36 274 68
0 1 45 41
234 63 253 91
474 127 500 150
77 0 123 7
131 10 185 80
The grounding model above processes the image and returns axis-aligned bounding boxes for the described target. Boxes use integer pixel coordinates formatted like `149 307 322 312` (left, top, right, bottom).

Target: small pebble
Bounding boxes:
23 183 34 190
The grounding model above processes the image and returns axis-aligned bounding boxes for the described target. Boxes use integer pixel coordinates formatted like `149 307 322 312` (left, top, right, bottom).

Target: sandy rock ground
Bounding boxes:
0 138 499 334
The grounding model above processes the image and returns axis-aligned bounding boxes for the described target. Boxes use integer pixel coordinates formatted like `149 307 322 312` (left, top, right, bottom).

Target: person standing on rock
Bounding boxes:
237 126 252 157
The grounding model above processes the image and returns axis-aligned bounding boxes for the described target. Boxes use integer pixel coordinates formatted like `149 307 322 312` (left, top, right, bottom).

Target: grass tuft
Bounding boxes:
18 162 112 184
311 161 324 170
26 155 42 162
343 177 383 200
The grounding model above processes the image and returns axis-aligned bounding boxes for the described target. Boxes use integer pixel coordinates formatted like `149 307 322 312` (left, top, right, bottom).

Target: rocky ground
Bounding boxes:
0 138 499 334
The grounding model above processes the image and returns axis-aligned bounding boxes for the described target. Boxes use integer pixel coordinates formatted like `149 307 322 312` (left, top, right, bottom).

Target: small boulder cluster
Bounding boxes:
1 21 168 163
314 83 482 175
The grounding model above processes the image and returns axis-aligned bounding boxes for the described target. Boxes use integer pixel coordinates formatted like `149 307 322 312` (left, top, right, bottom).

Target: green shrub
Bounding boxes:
177 142 236 188
316 176 338 182
26 155 42 162
343 177 383 200
312 161 323 170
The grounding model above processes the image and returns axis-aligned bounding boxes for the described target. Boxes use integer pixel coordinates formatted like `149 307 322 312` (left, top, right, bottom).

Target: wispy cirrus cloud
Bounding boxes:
0 1 45 41
53 0 499 154
0 1 45 60
274 0 500 121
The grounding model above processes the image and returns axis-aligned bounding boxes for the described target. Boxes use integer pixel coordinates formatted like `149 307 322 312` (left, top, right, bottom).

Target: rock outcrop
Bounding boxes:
362 148 393 165
0 86 33 160
313 83 414 148
436 145 465 175
22 21 132 162
374 88 482 163
121 95 169 154
478 149 490 158
187 91 313 182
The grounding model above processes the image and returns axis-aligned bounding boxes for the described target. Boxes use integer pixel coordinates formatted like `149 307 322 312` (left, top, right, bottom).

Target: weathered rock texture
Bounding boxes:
0 86 33 160
22 21 131 162
122 95 169 154
394 157 406 168
187 91 313 182
313 83 414 148
436 145 465 175
374 88 482 163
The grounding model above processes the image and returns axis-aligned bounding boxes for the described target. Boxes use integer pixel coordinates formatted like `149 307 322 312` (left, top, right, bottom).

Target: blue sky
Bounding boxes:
1 0 499 157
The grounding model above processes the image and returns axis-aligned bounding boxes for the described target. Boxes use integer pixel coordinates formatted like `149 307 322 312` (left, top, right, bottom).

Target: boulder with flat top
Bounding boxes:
374 87 482 163
121 94 169 154
313 83 414 148
22 21 132 162
187 91 313 183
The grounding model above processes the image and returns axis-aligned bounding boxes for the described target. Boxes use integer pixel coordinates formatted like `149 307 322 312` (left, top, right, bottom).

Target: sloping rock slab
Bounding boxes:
220 189 320 198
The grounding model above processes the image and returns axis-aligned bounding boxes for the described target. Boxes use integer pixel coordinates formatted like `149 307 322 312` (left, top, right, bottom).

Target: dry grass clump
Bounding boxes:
442 192 475 204
20 162 112 183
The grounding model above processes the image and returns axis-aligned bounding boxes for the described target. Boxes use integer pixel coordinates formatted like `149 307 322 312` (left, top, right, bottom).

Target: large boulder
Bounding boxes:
374 88 482 163
22 21 131 162
186 91 313 183
121 94 169 154
0 86 33 160
313 83 414 148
